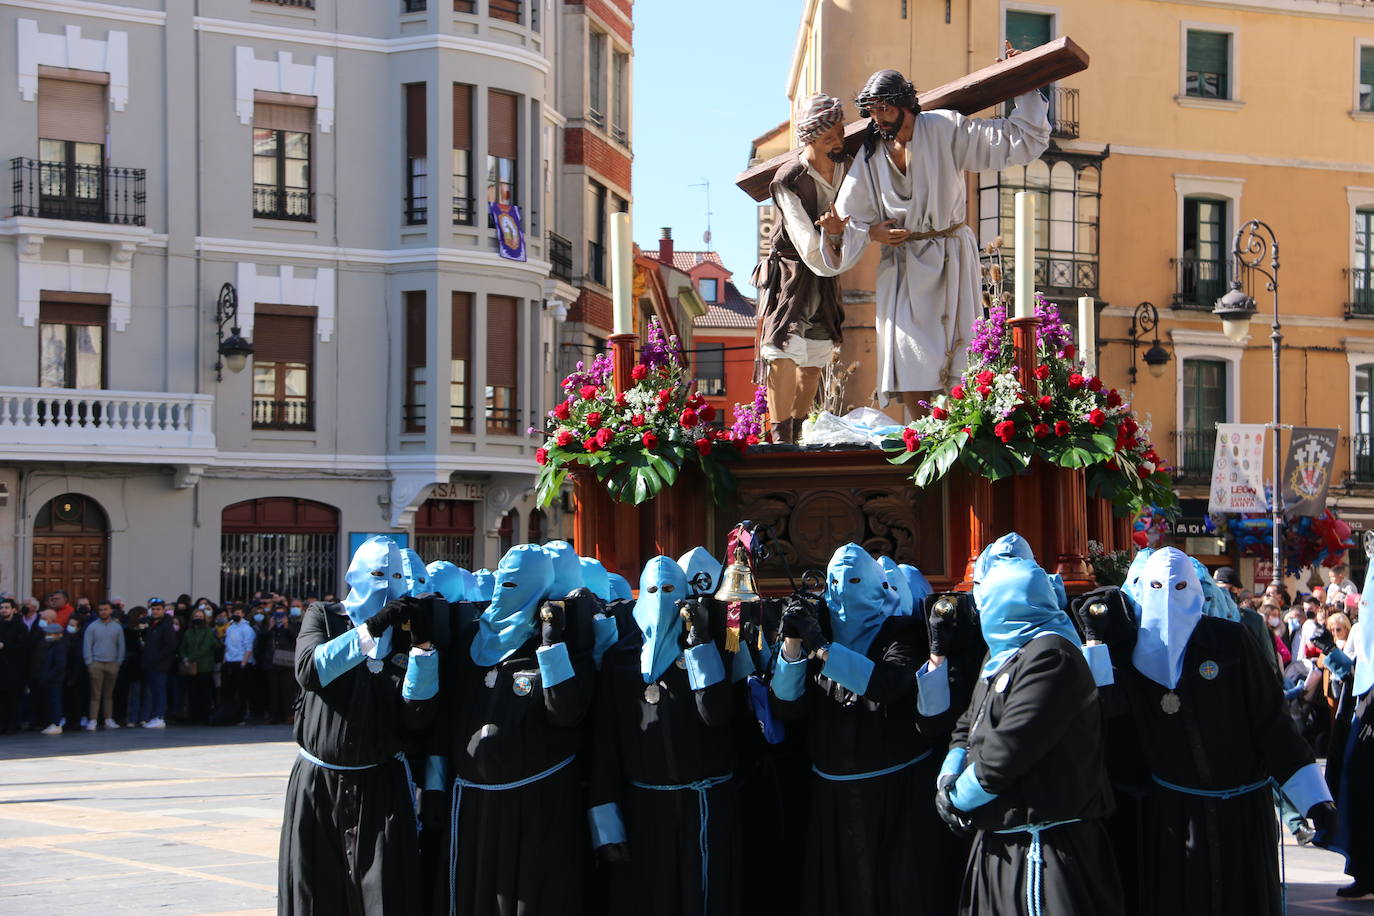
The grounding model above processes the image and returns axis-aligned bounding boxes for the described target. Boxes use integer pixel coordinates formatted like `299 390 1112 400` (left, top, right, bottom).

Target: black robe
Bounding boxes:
279 602 437 916
591 638 740 916
1331 686 1374 887
771 614 974 916
430 627 595 916
1114 616 1317 916
951 634 1123 916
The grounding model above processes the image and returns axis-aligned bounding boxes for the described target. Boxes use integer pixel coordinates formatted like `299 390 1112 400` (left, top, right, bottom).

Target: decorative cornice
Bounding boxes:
1 0 166 26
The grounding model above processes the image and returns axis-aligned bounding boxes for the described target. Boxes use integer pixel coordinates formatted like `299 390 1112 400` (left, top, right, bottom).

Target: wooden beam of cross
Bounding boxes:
734 36 1090 202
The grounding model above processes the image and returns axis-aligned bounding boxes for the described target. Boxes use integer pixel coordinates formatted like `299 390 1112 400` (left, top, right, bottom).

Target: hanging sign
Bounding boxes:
1207 423 1268 514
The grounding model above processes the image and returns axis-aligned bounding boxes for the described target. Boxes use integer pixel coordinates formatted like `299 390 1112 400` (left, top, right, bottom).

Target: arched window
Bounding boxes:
220 498 339 603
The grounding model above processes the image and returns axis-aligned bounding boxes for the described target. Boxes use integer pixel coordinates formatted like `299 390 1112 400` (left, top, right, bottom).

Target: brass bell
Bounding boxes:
714 547 760 604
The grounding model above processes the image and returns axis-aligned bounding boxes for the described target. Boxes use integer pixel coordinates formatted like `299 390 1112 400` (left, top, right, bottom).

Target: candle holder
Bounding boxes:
609 333 638 393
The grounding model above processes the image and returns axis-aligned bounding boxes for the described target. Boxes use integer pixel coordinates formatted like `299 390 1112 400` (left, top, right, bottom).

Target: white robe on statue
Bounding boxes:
833 90 1050 401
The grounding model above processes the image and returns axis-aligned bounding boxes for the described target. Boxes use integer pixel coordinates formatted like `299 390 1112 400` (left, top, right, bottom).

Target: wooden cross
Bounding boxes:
734 36 1090 202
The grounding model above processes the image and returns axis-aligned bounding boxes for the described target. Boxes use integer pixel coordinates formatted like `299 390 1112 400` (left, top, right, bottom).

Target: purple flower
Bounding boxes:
969 304 1010 363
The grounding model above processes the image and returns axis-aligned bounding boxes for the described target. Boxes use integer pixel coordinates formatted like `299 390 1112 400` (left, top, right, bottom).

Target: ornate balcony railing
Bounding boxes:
1346 267 1374 319
1171 256 1232 311
0 387 215 457
548 232 573 282
10 157 146 226
1352 433 1374 483
252 398 314 431
1172 428 1217 479
253 185 313 221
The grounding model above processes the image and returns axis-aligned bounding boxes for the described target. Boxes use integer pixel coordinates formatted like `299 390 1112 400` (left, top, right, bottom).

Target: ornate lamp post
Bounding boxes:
214 282 254 382
1127 301 1171 383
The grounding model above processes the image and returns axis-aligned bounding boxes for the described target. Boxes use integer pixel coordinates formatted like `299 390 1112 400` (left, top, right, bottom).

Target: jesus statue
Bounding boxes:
833 52 1050 418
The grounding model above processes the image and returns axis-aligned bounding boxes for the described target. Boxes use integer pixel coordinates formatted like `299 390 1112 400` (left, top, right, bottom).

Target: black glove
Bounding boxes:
597 842 630 864
540 601 566 647
935 778 974 836
1310 624 1337 655
1070 586 1137 651
408 595 436 647
678 598 711 648
365 597 410 638
924 593 960 657
1307 800 1339 837
780 601 826 655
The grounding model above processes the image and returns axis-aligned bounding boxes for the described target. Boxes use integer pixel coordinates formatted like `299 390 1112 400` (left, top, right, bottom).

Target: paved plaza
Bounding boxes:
0 726 1367 914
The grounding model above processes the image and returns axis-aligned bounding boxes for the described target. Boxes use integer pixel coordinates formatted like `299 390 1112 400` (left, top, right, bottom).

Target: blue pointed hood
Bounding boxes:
608 573 633 601
678 546 723 597
1193 558 1240 622
342 536 407 629
633 556 689 683
973 533 1035 605
1122 548 1155 614
543 541 585 597
1355 562 1374 697
579 557 612 601
470 545 555 666
877 556 914 616
899 564 933 604
1048 573 1069 612
825 544 888 655
1132 548 1204 689
426 561 474 603
976 556 1082 678
400 548 429 597
473 569 495 602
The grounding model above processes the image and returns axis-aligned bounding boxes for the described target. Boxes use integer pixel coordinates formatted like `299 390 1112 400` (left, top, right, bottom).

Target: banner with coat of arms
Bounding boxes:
1207 423 1268 514
489 202 527 262
1281 427 1338 517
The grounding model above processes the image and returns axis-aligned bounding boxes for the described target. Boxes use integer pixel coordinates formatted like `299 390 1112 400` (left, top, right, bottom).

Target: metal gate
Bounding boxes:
416 534 474 570
220 532 337 604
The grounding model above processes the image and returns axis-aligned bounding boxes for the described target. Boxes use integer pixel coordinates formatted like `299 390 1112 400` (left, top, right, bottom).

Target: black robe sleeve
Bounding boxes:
588 669 626 847
1239 616 1315 785
541 642 596 729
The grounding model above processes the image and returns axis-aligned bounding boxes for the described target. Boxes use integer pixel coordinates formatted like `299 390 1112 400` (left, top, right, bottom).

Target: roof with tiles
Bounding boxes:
694 281 756 329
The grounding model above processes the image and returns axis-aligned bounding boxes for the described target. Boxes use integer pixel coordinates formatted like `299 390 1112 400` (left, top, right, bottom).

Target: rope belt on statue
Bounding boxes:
903 220 966 242
993 818 1082 916
448 754 576 916
297 748 421 833
629 773 733 905
810 749 931 782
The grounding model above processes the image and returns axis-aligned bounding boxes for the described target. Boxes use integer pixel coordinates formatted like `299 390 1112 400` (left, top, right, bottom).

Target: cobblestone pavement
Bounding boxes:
0 725 1367 914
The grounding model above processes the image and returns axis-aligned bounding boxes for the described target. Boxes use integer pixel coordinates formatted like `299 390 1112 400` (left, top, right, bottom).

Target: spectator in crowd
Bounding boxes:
248 605 272 722
1265 583 1291 609
221 605 256 725
174 594 192 621
118 606 148 726
14 599 43 729
179 606 217 725
36 621 67 735
264 607 297 725
1329 565 1359 603
1263 599 1293 666
46 590 75 628
75 597 92 619
109 596 125 618
62 613 89 729
84 600 125 730
141 599 178 729
0 598 27 734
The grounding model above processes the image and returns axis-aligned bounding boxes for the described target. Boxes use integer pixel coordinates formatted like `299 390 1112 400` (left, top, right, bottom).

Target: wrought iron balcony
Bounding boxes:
1003 87 1079 140
10 157 146 226
548 232 573 282
453 195 475 226
1171 256 1231 311
1172 428 1217 479
450 404 473 434
1346 267 1374 319
252 398 314 431
999 252 1098 296
486 405 521 434
0 386 215 461
1352 433 1374 483
253 185 313 221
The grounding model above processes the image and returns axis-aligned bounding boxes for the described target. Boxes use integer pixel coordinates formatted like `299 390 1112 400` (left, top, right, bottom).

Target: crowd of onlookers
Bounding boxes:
0 589 319 735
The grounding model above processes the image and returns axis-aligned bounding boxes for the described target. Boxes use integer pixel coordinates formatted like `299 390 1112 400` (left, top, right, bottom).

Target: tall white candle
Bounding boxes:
1078 296 1096 374
610 212 634 335
1014 191 1036 319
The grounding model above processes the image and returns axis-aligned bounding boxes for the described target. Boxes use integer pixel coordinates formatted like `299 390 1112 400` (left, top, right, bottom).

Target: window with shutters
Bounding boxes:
1180 358 1227 476
1185 29 1231 100
252 308 315 430
1177 197 1229 308
1359 45 1374 113
253 99 314 221
451 292 473 432
404 83 428 224
453 84 474 225
404 291 427 433
39 296 107 390
1353 208 1374 316
490 0 522 24
589 30 607 128
587 180 608 286
37 77 107 223
696 342 725 397
486 295 519 434
487 90 520 220
612 50 629 145
1355 363 1374 481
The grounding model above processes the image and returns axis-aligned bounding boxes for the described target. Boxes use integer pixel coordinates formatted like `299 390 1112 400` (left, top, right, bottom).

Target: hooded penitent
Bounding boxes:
400 548 429 597
975 556 1081 678
470 545 555 666
608 573 633 602
426 561 473 603
1122 547 1155 612
972 533 1036 605
341 536 408 629
1131 548 1204 689
678 546 723 597
543 541 585 597
473 569 496 602
1048 573 1069 612
899 563 933 604
877 556 914 616
1193 558 1241 623
1353 564 1374 697
824 544 889 655
633 556 690 683
579 557 613 602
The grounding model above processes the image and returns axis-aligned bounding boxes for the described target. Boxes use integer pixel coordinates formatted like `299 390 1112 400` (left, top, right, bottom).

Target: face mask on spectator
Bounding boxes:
66 623 78 634
252 612 264 623
289 606 302 617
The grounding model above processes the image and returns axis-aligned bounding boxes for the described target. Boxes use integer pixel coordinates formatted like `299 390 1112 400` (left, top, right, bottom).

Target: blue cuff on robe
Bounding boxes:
588 802 626 847
1281 761 1332 816
915 659 950 716
536 642 575 688
821 643 874 696
423 755 448 792
730 645 756 683
313 628 366 687
685 643 725 690
1082 643 1114 687
939 746 968 781
770 651 808 702
1324 647 1354 681
951 761 998 812
402 646 439 700
592 615 619 669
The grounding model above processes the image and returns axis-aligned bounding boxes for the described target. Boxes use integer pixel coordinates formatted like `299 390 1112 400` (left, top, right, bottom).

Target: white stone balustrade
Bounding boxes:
0 386 216 460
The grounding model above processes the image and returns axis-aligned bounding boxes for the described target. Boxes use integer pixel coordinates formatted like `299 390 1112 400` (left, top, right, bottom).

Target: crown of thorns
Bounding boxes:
855 78 918 117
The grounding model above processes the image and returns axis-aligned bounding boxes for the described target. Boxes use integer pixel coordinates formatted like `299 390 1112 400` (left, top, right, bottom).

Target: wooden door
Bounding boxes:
32 536 107 602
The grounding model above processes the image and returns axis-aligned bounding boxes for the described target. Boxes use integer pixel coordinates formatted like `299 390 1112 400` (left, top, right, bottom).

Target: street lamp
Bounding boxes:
1214 218 1281 579
1128 301 1172 382
214 282 254 381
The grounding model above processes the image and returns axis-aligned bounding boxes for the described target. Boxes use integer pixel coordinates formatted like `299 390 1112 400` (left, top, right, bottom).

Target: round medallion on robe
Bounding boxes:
1199 660 1219 680
512 675 533 696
